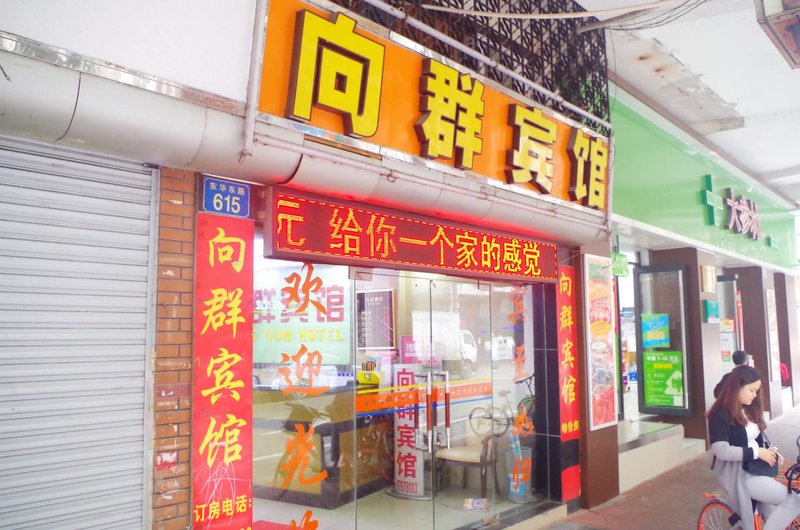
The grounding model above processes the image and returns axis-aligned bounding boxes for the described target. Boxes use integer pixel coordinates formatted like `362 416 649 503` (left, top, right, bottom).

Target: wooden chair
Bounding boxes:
434 433 500 499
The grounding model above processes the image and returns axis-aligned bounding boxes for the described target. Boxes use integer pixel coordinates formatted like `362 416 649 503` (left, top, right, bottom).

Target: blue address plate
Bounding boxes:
202 176 250 218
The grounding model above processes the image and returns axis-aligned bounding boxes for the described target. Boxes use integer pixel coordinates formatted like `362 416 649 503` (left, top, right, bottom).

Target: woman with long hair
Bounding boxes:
707 364 800 530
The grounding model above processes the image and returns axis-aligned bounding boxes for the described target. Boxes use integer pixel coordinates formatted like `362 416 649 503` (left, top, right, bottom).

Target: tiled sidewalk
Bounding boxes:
542 404 800 530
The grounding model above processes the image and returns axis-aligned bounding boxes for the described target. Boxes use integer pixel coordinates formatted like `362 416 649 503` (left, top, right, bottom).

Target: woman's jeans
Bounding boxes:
744 473 800 530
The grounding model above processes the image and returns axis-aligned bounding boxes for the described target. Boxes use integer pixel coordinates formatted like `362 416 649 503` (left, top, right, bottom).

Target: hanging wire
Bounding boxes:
603 0 709 32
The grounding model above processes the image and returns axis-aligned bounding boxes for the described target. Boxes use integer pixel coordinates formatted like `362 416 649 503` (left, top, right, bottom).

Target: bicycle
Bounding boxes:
467 373 535 437
698 435 800 529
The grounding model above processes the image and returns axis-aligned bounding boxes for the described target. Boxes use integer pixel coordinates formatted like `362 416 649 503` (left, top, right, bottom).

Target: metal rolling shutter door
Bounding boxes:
0 139 157 529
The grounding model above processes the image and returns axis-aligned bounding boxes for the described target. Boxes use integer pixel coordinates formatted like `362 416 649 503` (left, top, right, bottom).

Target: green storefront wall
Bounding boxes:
611 100 797 270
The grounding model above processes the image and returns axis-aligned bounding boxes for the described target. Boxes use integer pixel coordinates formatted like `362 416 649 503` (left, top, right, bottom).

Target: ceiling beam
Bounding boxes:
761 164 800 184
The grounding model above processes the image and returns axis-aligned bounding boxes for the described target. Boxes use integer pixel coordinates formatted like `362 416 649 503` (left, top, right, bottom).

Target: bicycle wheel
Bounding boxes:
697 499 735 530
468 405 508 436
517 396 534 421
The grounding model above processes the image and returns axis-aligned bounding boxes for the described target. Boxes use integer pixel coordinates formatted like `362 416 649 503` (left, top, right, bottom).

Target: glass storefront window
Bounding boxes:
634 266 691 416
251 233 556 529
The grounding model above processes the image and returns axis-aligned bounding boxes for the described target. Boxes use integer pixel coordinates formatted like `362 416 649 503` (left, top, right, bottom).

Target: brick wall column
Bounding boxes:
153 169 197 530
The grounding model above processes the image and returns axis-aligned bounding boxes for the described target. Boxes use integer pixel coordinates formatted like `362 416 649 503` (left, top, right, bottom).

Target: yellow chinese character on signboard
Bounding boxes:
287 10 385 137
200 347 244 405
277 199 307 247
455 231 478 268
502 239 522 273
480 236 501 271
365 213 397 258
208 227 247 273
521 242 541 276
199 413 247 467
506 105 558 193
329 207 363 255
201 288 245 337
568 128 609 210
429 226 454 265
416 58 484 169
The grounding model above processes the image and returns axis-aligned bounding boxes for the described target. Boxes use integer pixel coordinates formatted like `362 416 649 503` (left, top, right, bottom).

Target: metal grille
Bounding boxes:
339 0 610 136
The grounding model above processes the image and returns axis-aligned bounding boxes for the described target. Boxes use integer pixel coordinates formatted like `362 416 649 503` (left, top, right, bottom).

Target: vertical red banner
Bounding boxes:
192 212 254 530
556 265 580 501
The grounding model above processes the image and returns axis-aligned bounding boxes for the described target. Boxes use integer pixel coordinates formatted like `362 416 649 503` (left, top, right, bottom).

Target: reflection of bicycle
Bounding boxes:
697 436 800 529
352 413 394 482
468 374 535 437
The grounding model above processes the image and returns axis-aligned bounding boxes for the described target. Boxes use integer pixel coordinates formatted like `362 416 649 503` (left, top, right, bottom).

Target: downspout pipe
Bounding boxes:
241 0 269 162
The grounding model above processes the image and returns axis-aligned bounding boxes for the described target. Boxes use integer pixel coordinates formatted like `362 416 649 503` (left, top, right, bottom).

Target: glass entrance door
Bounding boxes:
352 269 537 530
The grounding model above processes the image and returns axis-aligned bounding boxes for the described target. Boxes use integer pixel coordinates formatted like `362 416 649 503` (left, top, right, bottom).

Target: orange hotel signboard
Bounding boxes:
258 0 611 213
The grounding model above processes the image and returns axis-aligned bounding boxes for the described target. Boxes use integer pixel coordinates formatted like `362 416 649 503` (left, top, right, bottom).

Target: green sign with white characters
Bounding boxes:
611 100 796 269
643 350 684 408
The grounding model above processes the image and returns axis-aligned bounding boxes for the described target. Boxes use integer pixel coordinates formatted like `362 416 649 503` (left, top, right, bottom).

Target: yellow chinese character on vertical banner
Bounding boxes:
559 271 573 297
201 288 245 337
416 58 484 169
200 347 244 404
561 374 577 405
287 10 385 137
561 339 575 370
199 413 247 467
506 105 558 193
208 227 247 273
568 128 609 210
559 304 574 332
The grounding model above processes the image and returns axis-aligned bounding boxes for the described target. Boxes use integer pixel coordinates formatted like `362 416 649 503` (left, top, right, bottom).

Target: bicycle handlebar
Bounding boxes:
514 373 534 385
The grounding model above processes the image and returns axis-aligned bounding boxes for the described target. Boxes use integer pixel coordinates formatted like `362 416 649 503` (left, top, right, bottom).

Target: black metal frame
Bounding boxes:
338 0 610 136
